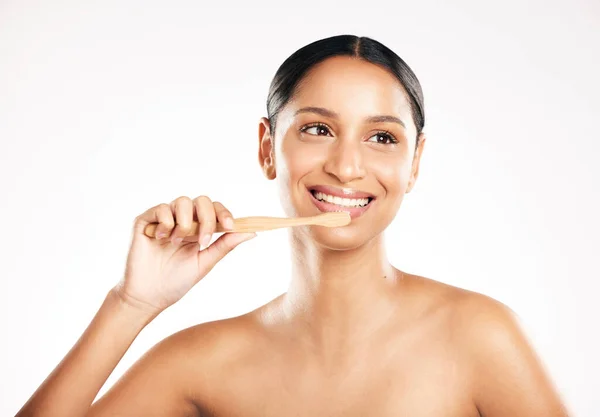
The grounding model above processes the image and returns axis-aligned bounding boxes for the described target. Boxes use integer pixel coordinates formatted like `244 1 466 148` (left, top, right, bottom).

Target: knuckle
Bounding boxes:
162 221 175 230
157 204 173 217
213 201 229 213
194 195 212 205
195 197 215 219
174 196 192 206
160 217 175 229
133 216 145 229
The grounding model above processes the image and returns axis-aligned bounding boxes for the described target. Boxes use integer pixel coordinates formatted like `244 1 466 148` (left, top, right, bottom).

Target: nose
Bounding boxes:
323 138 367 184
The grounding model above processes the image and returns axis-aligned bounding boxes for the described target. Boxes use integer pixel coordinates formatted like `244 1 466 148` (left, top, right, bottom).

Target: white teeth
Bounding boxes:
313 191 370 207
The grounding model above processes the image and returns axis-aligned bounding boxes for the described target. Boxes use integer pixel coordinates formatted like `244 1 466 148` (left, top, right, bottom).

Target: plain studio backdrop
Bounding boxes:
1 0 598 415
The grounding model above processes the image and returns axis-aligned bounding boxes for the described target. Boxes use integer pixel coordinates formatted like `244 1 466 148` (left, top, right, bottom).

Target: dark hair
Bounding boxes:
266 35 425 147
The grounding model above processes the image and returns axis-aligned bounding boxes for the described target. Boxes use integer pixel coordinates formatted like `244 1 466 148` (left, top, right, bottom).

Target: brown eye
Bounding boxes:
301 124 331 136
367 132 398 145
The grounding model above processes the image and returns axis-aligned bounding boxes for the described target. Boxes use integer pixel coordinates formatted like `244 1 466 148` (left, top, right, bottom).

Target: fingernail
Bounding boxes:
156 232 165 239
173 237 182 245
223 217 234 229
201 234 211 248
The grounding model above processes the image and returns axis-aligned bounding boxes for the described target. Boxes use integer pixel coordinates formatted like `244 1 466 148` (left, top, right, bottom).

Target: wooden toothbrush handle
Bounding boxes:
217 216 316 233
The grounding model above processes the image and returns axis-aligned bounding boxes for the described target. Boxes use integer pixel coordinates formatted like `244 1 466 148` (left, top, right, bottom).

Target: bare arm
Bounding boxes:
16 289 149 416
15 196 255 416
17 291 202 417
16 288 201 417
462 296 570 417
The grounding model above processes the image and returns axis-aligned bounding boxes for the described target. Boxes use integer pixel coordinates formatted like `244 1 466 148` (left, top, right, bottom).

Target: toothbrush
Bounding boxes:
143 211 351 238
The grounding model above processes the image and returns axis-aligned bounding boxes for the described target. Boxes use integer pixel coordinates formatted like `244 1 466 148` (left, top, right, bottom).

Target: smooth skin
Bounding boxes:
16 56 569 417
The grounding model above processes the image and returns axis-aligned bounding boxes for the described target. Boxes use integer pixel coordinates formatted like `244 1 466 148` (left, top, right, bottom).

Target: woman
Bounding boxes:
17 35 568 417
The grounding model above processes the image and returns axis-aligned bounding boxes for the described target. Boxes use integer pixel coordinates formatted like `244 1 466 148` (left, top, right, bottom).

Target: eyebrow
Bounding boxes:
294 106 406 129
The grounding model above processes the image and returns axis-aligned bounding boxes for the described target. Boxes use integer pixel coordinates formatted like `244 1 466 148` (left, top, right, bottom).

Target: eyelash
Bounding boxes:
299 122 399 145
299 122 331 136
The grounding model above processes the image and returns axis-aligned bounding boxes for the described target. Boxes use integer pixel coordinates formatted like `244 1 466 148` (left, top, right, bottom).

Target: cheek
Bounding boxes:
274 136 326 216
371 153 413 195
277 136 325 182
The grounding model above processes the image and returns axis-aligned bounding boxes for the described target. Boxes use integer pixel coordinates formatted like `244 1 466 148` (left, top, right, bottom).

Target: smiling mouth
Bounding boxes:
309 189 374 208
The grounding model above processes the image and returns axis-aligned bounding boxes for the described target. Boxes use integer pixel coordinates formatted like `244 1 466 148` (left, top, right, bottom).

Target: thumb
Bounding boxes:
199 232 257 268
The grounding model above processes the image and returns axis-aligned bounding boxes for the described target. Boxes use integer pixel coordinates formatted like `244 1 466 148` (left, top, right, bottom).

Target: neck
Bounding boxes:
280 228 403 354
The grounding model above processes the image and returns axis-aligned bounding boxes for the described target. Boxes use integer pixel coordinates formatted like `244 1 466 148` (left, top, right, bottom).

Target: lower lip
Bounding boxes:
308 190 374 220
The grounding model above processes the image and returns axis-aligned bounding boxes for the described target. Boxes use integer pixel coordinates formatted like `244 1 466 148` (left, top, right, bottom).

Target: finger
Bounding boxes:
213 201 234 231
135 203 174 239
194 195 216 250
170 196 194 245
197 232 256 275
153 203 176 239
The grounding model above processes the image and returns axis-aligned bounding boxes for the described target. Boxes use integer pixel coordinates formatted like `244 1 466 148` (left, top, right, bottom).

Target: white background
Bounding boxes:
1 0 598 415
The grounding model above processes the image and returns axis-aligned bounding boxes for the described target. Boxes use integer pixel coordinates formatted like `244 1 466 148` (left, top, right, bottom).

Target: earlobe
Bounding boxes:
406 177 415 193
263 155 276 180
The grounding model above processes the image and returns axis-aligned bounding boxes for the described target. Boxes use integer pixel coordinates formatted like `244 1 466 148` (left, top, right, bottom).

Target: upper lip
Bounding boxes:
308 185 375 199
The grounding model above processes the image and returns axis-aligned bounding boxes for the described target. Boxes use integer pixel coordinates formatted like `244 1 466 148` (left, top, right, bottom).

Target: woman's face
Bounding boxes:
259 56 425 250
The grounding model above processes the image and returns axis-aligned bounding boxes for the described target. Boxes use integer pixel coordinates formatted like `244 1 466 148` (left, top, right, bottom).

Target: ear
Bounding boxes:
406 133 426 194
258 117 276 180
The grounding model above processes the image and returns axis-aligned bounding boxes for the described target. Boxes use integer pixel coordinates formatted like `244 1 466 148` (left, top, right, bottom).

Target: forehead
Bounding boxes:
287 56 413 124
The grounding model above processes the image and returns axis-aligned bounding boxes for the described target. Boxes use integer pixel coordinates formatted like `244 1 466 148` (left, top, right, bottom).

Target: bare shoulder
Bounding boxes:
124 312 260 369
403 273 518 333
404 273 569 416
90 311 265 416
405 273 535 361
166 311 267 377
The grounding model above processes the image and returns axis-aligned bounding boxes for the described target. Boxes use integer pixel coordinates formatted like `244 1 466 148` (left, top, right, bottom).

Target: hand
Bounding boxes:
114 196 256 314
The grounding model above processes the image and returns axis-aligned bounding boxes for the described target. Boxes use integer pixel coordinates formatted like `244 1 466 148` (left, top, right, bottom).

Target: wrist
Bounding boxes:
107 287 162 325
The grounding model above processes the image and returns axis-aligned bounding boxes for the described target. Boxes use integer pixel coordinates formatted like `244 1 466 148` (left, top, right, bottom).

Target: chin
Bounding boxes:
296 218 385 252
